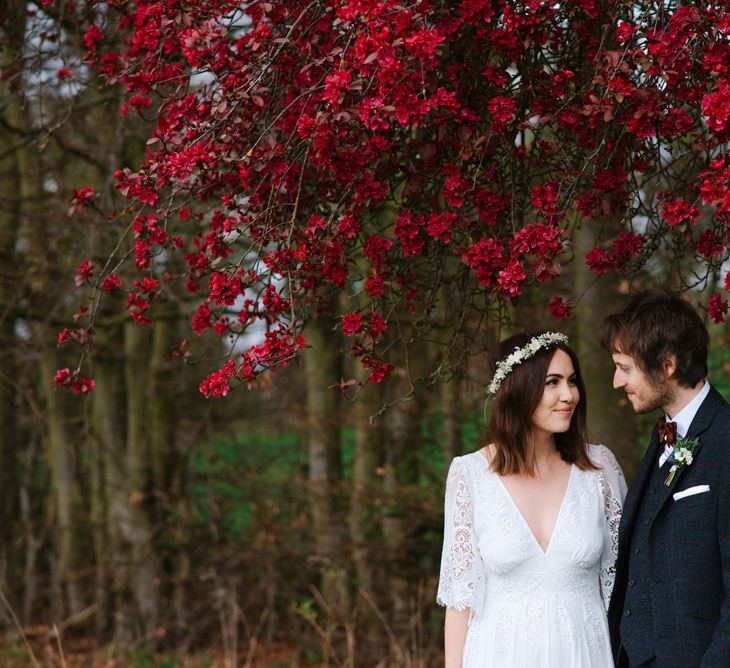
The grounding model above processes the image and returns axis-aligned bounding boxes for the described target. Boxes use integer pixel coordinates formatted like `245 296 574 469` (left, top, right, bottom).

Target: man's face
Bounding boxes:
611 351 674 414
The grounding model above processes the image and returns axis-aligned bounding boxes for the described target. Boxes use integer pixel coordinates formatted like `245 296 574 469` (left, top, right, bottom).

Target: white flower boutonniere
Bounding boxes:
664 436 700 486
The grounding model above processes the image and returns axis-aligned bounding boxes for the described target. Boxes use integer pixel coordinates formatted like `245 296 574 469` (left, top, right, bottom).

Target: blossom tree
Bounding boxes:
58 0 730 396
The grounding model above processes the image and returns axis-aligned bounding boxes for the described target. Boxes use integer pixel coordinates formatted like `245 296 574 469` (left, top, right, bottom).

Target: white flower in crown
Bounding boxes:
487 332 570 396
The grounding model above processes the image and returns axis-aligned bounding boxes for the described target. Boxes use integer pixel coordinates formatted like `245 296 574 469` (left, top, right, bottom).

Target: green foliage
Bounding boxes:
708 329 730 399
127 649 180 668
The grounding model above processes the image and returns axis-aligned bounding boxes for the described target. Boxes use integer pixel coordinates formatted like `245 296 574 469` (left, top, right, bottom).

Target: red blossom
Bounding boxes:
702 81 730 133
463 237 505 287
696 230 723 259
707 293 728 324
612 232 644 266
54 368 95 395
585 247 613 275
368 311 388 339
615 21 637 43
487 95 517 129
68 186 96 216
361 356 393 384
102 274 122 292
496 260 527 298
199 360 237 398
71 377 96 394
661 197 699 227
192 301 212 335
547 296 573 321
342 313 363 336
74 259 95 286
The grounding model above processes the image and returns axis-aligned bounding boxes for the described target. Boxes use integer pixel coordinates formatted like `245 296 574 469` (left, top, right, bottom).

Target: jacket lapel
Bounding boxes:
649 384 724 517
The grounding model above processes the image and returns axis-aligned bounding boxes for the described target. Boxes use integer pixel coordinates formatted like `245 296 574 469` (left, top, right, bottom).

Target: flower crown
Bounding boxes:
487 332 570 395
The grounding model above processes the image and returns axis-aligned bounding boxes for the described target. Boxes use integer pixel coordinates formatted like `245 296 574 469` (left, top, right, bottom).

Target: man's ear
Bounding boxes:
661 354 677 379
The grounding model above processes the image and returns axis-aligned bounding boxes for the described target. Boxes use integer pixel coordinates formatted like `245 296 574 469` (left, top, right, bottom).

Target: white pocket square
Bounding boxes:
673 484 710 501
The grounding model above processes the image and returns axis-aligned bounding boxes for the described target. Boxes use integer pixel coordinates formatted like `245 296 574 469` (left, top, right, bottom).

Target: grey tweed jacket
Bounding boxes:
608 385 730 667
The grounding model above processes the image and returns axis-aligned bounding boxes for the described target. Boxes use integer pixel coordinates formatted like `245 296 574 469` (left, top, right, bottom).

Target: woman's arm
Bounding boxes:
444 607 470 668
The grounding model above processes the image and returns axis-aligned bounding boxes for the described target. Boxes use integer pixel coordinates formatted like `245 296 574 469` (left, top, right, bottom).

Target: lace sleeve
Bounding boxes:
436 457 486 614
592 444 628 611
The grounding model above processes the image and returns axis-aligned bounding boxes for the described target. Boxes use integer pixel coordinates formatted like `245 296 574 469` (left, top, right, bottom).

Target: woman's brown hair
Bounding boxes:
484 332 597 476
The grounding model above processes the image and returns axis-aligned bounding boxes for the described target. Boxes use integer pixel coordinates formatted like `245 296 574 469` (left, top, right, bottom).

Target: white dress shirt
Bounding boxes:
658 380 710 467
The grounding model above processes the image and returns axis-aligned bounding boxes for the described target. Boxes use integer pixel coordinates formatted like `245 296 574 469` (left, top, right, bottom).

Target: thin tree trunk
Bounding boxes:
123 322 160 636
304 313 348 612
91 325 126 639
0 2 27 596
574 218 641 480
381 331 425 642
20 437 43 623
148 306 188 641
349 373 382 600
39 349 84 619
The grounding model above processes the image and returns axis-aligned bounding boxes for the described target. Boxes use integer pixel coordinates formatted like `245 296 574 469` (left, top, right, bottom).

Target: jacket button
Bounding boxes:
634 547 641 555
628 579 635 587
644 518 651 525
650 486 656 495
624 610 631 616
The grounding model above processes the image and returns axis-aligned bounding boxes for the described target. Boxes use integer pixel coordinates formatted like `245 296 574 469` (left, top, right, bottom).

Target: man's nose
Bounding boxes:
613 370 625 389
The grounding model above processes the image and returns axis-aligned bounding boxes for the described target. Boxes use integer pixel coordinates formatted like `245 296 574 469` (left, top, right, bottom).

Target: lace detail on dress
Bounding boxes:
494 606 512 656
556 593 577 648
437 458 485 613
525 596 545 649
592 444 627 610
584 602 606 659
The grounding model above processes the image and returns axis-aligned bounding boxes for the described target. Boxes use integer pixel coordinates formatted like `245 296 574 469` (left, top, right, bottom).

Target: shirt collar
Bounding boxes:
666 379 710 438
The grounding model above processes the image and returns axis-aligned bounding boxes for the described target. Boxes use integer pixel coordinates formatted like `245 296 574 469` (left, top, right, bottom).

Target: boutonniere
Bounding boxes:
664 436 700 486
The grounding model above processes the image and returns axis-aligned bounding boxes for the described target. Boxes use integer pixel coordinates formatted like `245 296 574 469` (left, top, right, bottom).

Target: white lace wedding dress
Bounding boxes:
437 444 626 668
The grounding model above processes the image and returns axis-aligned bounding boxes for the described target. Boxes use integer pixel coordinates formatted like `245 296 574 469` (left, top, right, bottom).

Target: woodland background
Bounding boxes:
2 1 730 666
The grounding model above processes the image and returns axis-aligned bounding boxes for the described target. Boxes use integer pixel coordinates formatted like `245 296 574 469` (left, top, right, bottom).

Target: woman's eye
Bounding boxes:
568 377 577 385
546 378 559 385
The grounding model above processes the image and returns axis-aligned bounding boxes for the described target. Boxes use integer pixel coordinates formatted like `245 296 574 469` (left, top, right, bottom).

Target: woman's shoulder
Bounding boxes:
447 449 490 478
586 443 621 471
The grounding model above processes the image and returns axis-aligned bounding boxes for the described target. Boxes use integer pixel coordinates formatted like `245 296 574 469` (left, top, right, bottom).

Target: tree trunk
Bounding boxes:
148 306 189 641
0 1 27 597
349 372 383 600
123 322 160 637
91 324 126 639
574 219 641 480
39 349 84 619
304 313 348 613
381 333 425 646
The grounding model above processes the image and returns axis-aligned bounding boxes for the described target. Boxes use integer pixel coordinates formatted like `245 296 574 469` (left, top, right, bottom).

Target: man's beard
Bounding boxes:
635 380 675 414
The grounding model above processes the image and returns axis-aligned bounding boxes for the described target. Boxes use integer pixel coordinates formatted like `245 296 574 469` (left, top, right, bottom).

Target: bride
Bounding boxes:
437 331 627 667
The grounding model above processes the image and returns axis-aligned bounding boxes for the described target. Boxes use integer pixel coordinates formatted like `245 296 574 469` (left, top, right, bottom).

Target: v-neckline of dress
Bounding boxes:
478 450 575 555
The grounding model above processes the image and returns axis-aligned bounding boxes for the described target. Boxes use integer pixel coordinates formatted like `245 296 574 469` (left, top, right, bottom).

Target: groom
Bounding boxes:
599 289 730 668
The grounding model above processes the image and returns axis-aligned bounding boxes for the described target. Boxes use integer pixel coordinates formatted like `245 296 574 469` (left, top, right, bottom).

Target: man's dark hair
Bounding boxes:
597 288 709 387
484 331 596 476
